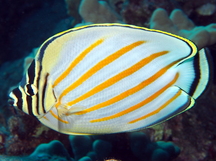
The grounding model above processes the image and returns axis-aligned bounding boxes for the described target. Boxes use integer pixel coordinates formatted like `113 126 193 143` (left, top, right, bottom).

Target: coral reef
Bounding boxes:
65 0 83 26
150 8 216 50
79 0 121 24
29 140 73 161
26 132 179 161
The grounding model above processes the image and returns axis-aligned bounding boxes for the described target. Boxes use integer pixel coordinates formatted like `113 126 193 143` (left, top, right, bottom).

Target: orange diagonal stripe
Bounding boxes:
53 39 104 88
67 51 169 107
56 40 146 107
129 89 182 123
77 58 178 115
50 110 69 124
90 72 179 123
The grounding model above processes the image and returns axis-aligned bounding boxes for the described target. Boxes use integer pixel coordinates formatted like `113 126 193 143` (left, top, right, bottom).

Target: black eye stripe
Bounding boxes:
25 84 38 96
26 84 34 96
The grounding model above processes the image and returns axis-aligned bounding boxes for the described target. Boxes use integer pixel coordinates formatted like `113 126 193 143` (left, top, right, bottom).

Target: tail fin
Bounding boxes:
189 48 210 99
176 48 210 99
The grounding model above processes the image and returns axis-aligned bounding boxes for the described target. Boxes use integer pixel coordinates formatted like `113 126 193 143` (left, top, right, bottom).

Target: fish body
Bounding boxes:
9 24 209 135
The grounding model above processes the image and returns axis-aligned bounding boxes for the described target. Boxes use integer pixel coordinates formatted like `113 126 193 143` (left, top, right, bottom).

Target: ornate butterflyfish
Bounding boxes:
8 23 210 135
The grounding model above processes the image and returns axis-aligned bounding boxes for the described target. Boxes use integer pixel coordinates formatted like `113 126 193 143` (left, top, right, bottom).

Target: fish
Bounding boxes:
8 23 210 135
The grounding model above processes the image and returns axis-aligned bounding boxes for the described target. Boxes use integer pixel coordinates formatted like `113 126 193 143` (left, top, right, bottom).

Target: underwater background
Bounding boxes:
0 0 216 160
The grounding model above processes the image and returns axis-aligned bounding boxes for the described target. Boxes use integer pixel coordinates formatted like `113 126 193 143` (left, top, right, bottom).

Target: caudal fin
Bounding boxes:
189 48 210 99
177 48 210 99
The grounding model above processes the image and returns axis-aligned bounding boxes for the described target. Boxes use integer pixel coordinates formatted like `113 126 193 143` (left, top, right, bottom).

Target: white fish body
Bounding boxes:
9 24 209 135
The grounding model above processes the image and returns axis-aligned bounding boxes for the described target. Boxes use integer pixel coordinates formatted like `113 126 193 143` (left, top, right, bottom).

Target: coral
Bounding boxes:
129 132 180 161
69 135 92 160
69 135 113 161
176 0 216 26
150 8 216 50
120 0 153 26
92 139 112 160
65 0 83 26
120 0 179 26
32 124 50 138
27 132 180 161
78 0 122 24
29 140 73 161
79 156 92 161
108 0 126 14
196 3 216 16
75 0 180 27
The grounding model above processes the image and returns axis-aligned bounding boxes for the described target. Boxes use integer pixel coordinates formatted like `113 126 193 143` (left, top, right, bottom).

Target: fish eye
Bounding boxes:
24 84 38 96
